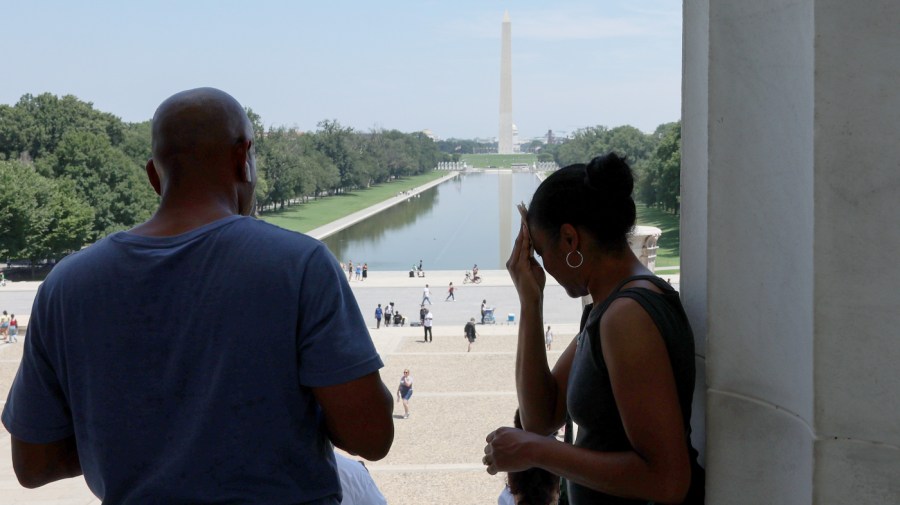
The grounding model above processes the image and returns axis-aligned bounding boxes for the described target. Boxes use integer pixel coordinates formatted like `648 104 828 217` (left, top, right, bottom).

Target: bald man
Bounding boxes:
2 88 394 504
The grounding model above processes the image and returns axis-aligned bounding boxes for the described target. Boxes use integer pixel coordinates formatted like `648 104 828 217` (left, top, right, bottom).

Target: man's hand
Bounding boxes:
11 435 83 488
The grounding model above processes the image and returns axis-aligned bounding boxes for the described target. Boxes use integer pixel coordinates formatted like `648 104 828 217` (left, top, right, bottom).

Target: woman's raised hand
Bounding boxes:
506 221 545 303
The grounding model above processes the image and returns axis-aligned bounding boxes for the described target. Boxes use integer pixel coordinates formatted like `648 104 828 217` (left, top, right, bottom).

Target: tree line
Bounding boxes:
0 93 449 264
0 92 680 266
436 122 682 215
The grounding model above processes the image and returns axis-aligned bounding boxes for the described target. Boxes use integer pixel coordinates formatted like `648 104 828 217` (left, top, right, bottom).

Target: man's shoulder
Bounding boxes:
234 217 318 244
216 218 329 260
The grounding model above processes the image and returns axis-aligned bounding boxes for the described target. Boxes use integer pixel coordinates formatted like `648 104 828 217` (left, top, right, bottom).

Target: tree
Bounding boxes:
259 128 304 209
45 130 157 238
0 93 124 160
0 161 93 262
313 119 358 191
120 120 152 167
555 125 653 168
642 122 681 214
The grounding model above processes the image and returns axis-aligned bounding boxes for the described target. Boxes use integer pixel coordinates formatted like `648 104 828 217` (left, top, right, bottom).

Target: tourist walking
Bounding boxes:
0 310 9 340
419 305 427 327
348 260 353 280
384 302 393 327
423 309 433 342
545 325 553 350
422 284 432 305
362 263 368 281
355 264 362 281
445 282 455 301
481 299 487 324
482 153 704 503
6 314 17 343
397 369 413 419
375 304 383 329
464 318 477 352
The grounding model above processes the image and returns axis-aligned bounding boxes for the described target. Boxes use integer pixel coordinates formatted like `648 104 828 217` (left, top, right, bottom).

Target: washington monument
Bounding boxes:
498 10 513 154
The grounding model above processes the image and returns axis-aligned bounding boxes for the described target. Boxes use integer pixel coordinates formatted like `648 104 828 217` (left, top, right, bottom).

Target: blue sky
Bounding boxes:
2 1 681 140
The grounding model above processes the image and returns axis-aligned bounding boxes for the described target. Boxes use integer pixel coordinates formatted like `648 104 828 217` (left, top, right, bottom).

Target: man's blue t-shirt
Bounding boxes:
2 216 383 504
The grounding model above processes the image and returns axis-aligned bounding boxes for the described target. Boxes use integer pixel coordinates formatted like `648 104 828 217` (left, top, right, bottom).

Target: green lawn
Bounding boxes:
260 171 447 233
635 204 681 269
460 153 537 168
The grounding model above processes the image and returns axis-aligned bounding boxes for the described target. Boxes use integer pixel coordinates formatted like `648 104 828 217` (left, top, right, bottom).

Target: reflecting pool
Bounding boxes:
322 172 542 270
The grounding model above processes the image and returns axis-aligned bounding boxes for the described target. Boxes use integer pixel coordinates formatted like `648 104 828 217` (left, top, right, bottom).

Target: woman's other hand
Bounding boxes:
482 427 544 475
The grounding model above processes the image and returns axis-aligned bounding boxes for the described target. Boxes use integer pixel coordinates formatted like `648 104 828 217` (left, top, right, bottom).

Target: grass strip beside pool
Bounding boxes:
460 153 537 168
260 171 447 233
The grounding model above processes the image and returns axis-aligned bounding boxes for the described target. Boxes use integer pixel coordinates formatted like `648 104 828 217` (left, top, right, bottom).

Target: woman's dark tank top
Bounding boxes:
566 275 704 504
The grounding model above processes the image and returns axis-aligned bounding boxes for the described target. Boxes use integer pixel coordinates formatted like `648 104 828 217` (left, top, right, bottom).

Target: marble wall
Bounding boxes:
681 0 900 502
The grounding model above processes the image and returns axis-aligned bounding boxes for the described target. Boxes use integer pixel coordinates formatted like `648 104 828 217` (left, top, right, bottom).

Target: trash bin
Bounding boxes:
507 313 516 324
409 270 414 278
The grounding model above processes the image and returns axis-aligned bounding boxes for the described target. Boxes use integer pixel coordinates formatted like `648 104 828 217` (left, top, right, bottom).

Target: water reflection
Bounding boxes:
323 172 542 270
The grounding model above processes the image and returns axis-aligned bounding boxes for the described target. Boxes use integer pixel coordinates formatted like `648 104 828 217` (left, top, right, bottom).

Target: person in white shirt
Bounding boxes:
423 309 433 342
422 284 432 305
334 452 387 505
545 325 553 350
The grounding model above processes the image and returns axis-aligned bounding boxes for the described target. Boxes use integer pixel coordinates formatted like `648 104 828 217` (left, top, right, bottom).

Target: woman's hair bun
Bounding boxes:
584 152 634 199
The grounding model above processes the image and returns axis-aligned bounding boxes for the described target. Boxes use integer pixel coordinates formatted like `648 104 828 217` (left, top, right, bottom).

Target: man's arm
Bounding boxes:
313 371 394 461
10 435 82 488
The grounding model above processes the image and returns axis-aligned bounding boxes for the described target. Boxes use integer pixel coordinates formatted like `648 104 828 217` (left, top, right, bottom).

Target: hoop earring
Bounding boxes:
566 250 584 269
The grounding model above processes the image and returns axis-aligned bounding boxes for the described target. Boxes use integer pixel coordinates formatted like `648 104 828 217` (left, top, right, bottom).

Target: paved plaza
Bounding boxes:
0 177 680 503
0 270 594 504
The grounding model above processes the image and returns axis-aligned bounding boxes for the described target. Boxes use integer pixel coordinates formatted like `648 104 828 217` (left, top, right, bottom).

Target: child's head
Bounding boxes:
507 410 561 505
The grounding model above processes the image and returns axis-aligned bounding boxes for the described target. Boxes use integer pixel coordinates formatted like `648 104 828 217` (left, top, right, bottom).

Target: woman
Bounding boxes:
482 153 704 504
396 369 413 419
7 314 17 343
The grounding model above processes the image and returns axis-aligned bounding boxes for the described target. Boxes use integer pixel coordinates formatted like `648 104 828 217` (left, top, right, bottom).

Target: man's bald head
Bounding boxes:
151 87 253 171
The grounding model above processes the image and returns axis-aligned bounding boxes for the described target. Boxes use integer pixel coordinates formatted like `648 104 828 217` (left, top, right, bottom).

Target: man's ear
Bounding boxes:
146 160 162 196
237 140 254 182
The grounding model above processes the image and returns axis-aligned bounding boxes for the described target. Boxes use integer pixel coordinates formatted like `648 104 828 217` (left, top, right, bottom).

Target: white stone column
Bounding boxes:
812 0 900 501
680 0 709 465
682 0 900 502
